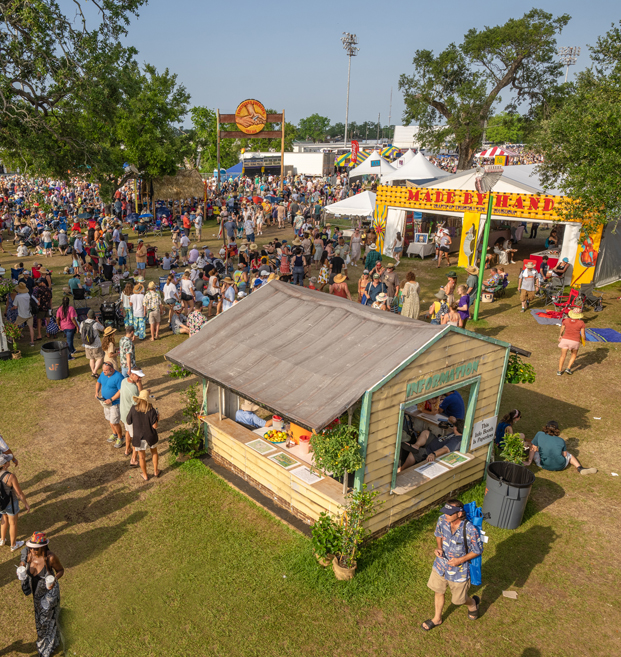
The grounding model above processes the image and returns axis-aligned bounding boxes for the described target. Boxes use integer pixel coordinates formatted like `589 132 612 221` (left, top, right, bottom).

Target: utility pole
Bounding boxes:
341 33 359 150
376 113 380 145
558 46 581 82
388 87 392 132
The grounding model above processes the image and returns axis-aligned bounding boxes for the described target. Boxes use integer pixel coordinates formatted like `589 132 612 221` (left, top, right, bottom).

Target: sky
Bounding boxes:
69 0 619 126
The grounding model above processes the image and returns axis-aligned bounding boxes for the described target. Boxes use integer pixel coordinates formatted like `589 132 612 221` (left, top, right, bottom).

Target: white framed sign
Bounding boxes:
470 416 497 450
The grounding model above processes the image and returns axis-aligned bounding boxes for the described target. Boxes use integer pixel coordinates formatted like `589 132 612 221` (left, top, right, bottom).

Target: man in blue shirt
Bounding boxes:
422 500 482 631
96 362 125 448
440 390 465 433
235 400 273 429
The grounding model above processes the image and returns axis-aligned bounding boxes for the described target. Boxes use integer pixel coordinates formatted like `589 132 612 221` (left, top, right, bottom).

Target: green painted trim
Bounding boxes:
390 376 481 489
354 391 373 491
202 378 209 451
447 325 511 349
485 346 512 479
369 328 450 393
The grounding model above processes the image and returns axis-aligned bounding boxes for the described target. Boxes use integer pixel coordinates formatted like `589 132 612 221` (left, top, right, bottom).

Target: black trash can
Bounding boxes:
40 340 70 381
482 461 535 530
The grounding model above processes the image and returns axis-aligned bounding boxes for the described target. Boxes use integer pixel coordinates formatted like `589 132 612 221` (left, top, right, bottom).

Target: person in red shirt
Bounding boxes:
182 214 191 236
558 307 586 376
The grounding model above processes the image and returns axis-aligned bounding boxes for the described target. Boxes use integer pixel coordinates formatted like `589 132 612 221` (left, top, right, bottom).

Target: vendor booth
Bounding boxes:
166 282 511 535
381 151 453 186
348 150 396 178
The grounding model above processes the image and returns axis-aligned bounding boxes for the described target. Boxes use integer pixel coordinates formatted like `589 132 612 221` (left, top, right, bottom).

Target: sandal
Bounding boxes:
468 595 481 620
421 619 442 632
129 462 139 468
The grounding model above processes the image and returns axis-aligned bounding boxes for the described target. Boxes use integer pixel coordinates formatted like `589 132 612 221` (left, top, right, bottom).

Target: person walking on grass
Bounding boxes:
119 369 144 465
125 389 160 482
0 453 31 552
96 362 124 449
80 308 105 378
421 500 482 632
55 296 79 360
557 308 586 376
144 281 162 341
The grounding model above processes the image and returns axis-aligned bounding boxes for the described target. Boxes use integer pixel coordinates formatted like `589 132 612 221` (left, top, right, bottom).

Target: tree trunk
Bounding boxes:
456 139 479 171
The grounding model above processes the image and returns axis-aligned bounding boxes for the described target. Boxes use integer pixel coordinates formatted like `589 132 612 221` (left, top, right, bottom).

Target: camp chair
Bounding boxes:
72 287 88 309
551 287 582 316
135 223 148 237
579 284 604 312
542 277 565 307
152 219 163 237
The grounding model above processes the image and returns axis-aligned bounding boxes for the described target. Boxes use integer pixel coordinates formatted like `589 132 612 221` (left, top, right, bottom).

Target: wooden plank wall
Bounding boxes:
365 333 506 531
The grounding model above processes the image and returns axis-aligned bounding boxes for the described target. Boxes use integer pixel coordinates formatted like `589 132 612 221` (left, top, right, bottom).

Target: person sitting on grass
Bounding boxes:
523 420 597 475
170 304 189 335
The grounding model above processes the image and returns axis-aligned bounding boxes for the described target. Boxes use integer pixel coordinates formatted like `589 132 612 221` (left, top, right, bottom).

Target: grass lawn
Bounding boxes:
1 219 620 657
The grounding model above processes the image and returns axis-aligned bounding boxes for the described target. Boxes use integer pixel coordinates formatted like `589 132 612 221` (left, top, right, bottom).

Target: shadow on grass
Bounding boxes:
0 640 38 656
474 324 508 338
572 347 609 372
521 649 542 657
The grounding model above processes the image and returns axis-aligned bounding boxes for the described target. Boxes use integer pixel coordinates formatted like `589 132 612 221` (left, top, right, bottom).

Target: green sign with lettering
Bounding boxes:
406 359 480 398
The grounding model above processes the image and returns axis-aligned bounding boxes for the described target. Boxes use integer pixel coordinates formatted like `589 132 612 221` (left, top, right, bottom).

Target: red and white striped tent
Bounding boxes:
476 147 519 158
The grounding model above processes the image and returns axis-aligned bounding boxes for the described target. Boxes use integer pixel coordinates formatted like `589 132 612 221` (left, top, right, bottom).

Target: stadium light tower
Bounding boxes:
558 46 581 82
341 32 359 149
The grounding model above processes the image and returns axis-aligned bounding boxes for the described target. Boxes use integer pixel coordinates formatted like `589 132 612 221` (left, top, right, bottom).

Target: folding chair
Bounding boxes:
72 288 88 309
551 287 582 316
579 283 604 312
542 277 564 307
152 219 163 237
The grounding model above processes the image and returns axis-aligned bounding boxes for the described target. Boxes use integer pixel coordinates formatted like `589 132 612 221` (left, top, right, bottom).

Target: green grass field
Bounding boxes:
1 219 620 657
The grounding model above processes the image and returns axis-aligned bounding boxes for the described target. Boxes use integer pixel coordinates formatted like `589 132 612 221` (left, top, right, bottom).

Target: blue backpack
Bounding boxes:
463 501 484 586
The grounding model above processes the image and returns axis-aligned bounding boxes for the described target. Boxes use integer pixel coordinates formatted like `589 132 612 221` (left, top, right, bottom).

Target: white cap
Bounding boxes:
131 369 145 377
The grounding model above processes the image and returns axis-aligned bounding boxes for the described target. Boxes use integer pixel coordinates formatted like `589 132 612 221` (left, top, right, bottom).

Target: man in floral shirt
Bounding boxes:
422 500 483 632
186 308 208 336
143 281 162 341
118 325 137 377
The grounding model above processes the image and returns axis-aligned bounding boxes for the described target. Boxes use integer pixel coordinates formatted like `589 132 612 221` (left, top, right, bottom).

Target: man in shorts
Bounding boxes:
421 500 482 631
518 261 539 312
96 362 125 448
119 369 144 464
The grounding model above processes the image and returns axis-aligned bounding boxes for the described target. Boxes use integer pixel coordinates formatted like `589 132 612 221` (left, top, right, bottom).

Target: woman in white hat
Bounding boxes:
125 389 160 481
557 307 586 376
372 292 390 312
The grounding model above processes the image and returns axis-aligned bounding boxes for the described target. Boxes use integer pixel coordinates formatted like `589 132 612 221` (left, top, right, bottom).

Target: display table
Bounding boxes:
530 250 560 272
252 426 314 467
407 241 435 259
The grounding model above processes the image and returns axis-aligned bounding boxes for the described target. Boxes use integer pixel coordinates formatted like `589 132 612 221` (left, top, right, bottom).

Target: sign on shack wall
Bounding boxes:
470 416 497 450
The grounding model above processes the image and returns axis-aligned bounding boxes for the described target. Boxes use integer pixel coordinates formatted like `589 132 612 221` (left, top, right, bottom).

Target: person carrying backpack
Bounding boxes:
422 499 483 632
80 308 105 378
0 452 31 552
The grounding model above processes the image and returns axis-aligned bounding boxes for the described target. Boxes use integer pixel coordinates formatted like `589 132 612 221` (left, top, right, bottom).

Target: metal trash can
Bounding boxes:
40 340 70 381
482 461 535 530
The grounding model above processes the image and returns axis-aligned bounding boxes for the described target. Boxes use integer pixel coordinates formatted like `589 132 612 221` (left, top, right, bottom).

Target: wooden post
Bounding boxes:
280 109 285 191
133 179 138 213
218 385 222 421
216 109 221 193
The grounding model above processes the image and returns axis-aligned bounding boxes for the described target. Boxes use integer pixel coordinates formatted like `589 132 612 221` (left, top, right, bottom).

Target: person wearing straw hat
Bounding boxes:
235 400 273 429
364 243 382 272
329 273 352 300
218 277 236 314
518 261 539 312
18 531 64 656
0 452 31 551
101 326 118 370
428 290 449 324
125 389 160 481
465 266 479 304
372 292 390 311
13 281 35 346
557 308 586 376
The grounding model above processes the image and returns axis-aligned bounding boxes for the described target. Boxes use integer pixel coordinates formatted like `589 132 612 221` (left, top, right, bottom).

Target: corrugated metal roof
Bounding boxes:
166 281 446 431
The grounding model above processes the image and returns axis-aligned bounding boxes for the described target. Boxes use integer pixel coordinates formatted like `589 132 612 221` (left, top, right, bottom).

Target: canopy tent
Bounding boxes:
391 148 416 169
476 147 519 158
348 150 395 178
381 151 453 184
381 146 401 159
324 191 376 217
224 162 243 179
335 148 373 167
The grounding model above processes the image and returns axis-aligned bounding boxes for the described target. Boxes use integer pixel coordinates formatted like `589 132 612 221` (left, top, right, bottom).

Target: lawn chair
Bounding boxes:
551 287 582 316
542 277 565 307
579 283 604 312
152 219 163 237
72 288 88 309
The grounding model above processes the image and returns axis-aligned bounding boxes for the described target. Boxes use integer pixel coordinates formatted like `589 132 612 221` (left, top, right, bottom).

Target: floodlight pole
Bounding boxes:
341 33 359 150
558 46 581 83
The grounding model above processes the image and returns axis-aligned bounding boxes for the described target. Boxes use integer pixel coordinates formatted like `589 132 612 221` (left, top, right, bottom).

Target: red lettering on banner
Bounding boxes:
543 198 555 212
476 193 486 206
495 194 510 208
446 191 456 204
407 189 415 201
423 191 432 203
435 191 444 203
513 196 524 210
529 197 539 211
463 192 474 205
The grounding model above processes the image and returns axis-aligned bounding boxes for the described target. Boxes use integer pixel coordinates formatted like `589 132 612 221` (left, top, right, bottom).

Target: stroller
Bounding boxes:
100 300 124 329
147 246 158 267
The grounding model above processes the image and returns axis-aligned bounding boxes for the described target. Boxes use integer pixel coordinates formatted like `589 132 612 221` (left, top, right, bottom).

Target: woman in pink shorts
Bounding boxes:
558 307 586 376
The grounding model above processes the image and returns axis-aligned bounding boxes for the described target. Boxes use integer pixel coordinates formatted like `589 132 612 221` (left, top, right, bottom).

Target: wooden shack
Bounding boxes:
166 281 510 534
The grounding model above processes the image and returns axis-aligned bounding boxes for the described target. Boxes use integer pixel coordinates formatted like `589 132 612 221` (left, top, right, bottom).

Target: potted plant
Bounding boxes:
332 485 381 580
310 424 363 495
310 512 341 567
3 322 22 360
482 432 535 530
505 354 536 384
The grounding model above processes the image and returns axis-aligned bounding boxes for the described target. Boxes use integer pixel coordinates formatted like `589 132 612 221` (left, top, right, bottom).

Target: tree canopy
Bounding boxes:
485 112 525 144
399 9 570 169
297 114 331 142
533 22 621 232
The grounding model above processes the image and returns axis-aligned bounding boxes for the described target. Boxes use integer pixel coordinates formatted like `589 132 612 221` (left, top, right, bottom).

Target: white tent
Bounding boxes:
324 191 376 217
382 151 452 184
391 148 416 169
348 150 395 178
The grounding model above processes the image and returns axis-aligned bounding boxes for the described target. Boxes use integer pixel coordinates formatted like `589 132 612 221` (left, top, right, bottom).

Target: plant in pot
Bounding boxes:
332 485 381 580
3 321 23 359
310 424 363 495
505 354 536 385
482 432 535 531
168 383 205 461
310 512 342 567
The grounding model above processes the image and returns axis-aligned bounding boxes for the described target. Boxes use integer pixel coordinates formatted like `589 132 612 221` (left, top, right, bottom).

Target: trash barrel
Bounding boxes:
40 340 70 381
482 461 535 530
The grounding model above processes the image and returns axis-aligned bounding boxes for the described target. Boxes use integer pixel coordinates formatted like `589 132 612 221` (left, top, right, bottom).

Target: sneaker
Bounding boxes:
68 356 75 361
0 539 5 546
579 467 597 475
521 308 526 313
113 438 124 449
107 434 116 443
11 540 24 552
557 371 562 376
564 369 573 375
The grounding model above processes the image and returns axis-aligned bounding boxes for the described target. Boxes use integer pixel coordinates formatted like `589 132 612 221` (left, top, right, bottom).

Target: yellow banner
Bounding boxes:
458 212 481 268
571 226 603 286
376 186 570 222
494 155 506 166
371 203 388 254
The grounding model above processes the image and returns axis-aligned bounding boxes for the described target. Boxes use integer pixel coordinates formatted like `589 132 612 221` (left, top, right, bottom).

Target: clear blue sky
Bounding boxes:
109 1 617 125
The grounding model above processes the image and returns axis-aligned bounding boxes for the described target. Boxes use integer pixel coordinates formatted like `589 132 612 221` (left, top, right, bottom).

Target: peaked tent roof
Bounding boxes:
382 151 453 184
165 280 446 431
391 148 416 169
324 191 376 217
348 150 396 177
225 162 243 177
